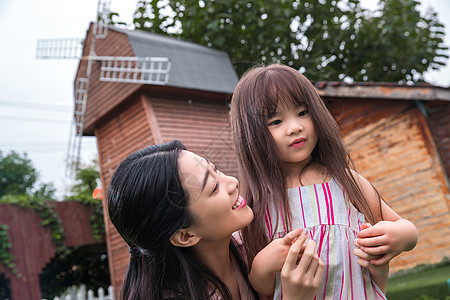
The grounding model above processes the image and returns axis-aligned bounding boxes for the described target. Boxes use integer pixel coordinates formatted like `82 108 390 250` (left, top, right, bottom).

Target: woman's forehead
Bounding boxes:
178 151 209 195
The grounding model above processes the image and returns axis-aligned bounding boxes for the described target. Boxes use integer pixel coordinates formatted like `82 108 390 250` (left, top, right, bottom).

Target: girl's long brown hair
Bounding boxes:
230 64 382 265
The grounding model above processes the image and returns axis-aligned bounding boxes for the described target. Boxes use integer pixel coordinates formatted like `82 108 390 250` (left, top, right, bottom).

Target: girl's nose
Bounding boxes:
287 119 303 135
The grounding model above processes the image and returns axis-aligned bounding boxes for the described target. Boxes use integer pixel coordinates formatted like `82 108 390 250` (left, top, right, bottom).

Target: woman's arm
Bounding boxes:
281 232 324 300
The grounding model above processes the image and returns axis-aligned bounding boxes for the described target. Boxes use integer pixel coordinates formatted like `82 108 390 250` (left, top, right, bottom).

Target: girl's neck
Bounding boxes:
286 162 330 188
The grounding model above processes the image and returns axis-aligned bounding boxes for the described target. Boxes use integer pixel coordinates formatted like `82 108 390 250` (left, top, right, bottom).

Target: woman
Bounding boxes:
108 140 323 299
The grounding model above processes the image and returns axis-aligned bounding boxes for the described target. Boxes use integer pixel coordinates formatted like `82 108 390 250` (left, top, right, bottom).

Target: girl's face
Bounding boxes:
266 103 318 167
178 150 254 241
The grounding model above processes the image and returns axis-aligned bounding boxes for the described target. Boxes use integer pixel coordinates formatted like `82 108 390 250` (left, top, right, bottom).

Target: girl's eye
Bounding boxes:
268 119 282 126
298 110 309 117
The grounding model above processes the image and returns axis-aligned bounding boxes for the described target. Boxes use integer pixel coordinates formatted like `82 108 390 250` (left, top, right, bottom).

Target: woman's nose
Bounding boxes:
225 175 239 193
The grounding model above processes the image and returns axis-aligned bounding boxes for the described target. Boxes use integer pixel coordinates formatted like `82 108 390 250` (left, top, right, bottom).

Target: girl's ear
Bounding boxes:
170 228 201 247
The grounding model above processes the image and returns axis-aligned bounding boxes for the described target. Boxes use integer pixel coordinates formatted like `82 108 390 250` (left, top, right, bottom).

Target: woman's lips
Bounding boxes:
232 195 246 210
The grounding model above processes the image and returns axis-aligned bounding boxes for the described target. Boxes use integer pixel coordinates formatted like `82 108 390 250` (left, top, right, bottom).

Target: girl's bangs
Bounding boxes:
261 71 305 119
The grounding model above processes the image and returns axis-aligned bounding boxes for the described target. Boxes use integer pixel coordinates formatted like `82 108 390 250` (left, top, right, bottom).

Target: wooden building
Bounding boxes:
75 23 450 296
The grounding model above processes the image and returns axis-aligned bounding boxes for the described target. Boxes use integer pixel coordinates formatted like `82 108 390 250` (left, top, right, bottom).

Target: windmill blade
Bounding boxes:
66 78 89 175
36 38 84 59
98 56 172 85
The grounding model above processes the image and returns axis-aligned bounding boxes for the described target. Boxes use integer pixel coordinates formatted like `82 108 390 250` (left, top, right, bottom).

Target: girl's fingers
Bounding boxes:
357 226 383 238
359 245 389 256
360 223 372 231
283 232 308 271
353 248 382 261
355 236 385 247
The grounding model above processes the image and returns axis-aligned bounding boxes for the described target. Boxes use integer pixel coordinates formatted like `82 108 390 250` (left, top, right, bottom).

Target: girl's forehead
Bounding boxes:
274 101 306 113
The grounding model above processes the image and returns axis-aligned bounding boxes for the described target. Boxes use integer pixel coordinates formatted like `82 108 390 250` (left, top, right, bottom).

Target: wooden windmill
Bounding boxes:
36 0 171 175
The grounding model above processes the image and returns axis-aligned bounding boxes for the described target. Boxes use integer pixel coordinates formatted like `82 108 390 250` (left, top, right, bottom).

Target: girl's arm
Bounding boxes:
352 171 419 292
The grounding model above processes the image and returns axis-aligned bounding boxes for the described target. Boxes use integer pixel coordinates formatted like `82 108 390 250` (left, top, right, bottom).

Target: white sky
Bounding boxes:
0 0 449 199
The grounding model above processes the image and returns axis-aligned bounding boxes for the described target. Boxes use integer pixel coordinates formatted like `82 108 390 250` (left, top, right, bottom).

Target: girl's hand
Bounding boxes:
355 220 417 266
281 232 324 300
354 223 389 293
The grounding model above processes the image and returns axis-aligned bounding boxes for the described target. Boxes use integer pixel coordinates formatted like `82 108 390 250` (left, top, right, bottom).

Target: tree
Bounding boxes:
65 160 100 204
0 151 37 198
342 0 448 82
0 150 56 201
131 0 448 82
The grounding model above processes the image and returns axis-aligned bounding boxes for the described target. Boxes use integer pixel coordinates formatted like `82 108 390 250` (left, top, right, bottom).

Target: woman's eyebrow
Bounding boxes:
201 159 212 192
201 169 210 192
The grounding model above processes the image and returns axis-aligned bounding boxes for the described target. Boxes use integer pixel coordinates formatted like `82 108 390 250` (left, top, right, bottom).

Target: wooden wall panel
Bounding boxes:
54 202 97 247
0 202 98 300
150 96 238 178
329 99 450 271
96 97 154 297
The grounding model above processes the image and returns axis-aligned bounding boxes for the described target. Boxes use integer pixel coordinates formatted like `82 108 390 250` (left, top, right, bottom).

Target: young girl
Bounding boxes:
230 64 418 299
107 140 324 299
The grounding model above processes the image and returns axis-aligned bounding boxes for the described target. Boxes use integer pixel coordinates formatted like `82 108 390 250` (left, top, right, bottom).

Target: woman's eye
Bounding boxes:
268 119 282 126
298 110 309 117
212 182 219 193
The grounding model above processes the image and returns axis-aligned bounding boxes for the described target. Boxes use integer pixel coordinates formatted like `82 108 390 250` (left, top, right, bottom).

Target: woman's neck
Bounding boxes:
193 237 235 279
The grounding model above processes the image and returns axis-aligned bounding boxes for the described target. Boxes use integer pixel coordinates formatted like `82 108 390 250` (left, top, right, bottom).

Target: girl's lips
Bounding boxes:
232 195 246 210
290 138 306 148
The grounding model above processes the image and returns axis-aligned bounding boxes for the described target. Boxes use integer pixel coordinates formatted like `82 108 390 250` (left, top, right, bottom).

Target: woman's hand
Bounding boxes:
249 228 305 295
281 231 324 300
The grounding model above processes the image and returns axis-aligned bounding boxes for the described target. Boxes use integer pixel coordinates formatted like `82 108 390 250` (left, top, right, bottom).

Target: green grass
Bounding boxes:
386 260 450 300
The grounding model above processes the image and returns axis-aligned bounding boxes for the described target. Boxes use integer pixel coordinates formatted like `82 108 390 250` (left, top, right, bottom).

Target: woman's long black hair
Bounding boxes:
108 140 258 299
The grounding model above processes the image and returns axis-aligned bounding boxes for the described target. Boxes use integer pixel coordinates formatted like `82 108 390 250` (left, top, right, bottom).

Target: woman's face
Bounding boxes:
178 150 253 241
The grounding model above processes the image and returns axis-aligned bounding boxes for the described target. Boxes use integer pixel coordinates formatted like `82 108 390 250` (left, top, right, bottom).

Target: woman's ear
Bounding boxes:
170 228 201 247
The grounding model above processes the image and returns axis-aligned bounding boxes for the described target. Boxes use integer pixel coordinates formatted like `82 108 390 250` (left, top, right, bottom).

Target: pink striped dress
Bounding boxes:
265 178 387 300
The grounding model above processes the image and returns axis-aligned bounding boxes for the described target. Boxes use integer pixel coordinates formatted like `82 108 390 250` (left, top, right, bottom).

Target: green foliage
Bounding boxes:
387 258 450 300
131 0 448 82
66 160 100 205
0 224 18 275
346 0 449 82
39 243 110 300
0 151 37 198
